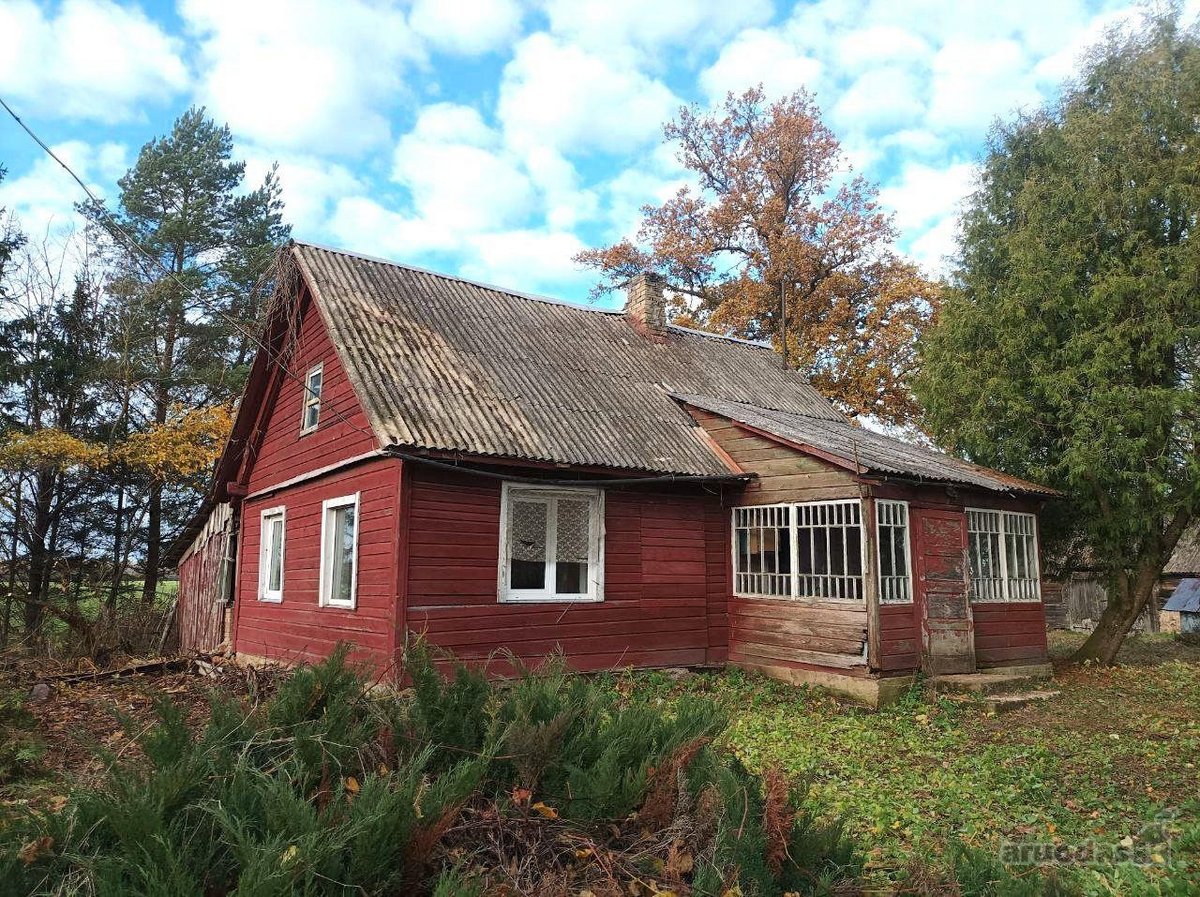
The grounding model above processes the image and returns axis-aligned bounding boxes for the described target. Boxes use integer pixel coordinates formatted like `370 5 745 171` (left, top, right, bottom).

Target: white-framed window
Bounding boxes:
319 493 359 609
876 500 912 604
732 499 912 603
732 505 793 598
498 483 604 602
967 508 1041 602
300 363 323 433
258 506 285 603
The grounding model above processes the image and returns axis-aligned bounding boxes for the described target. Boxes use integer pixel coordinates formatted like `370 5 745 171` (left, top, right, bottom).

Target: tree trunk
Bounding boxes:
141 481 162 604
23 468 57 647
1073 563 1159 664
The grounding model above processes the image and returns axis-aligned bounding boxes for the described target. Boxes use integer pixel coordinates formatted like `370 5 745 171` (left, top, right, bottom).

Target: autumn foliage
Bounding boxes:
0 404 232 479
577 87 939 426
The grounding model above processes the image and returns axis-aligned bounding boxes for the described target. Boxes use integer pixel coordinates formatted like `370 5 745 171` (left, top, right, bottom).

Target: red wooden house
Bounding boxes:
174 242 1056 704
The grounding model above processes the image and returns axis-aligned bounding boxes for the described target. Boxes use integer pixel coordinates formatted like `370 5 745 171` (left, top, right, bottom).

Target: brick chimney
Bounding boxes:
623 271 667 336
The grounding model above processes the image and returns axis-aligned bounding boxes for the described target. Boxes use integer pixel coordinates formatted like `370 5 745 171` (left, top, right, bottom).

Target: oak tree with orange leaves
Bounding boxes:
576 87 938 426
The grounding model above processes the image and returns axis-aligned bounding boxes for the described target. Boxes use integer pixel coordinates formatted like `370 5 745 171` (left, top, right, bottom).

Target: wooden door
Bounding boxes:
911 507 976 675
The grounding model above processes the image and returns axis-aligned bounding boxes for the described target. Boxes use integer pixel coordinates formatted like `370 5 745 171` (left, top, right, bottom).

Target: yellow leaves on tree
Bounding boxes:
114 405 233 479
575 86 941 427
0 405 232 480
0 429 105 471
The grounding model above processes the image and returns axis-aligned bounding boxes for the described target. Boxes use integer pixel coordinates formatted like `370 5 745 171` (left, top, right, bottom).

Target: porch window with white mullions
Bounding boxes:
876 500 912 603
733 505 792 597
499 483 604 602
796 500 864 600
968 508 1041 602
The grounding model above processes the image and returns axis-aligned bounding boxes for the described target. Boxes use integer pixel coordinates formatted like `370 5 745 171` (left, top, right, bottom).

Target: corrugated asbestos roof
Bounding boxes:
291 242 843 477
673 393 1058 495
1164 578 1200 613
1166 525 1200 575
288 241 1054 494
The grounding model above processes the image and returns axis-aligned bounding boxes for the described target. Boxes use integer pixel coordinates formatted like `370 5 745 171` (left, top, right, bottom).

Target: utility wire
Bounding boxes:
0 93 377 446
2 95 729 491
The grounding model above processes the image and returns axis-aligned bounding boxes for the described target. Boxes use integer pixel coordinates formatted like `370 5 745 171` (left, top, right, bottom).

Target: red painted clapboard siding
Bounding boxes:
234 459 401 671
404 466 721 671
245 287 377 494
878 603 919 672
971 601 1049 666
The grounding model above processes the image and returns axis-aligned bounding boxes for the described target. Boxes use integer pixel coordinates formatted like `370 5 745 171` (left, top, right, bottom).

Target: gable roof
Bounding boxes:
674 393 1058 496
1164 578 1200 613
1166 525 1200 576
291 241 842 477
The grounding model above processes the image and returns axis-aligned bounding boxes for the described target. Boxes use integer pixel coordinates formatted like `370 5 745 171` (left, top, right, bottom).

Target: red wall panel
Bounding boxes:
244 288 377 494
234 458 401 671
404 466 723 672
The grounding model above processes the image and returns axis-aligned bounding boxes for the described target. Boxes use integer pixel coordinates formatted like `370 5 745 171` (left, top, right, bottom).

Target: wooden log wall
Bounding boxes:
177 502 232 653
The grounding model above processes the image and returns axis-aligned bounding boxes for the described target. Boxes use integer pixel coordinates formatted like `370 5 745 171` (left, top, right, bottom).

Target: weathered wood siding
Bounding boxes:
689 406 869 673
243 287 377 494
177 502 232 653
971 601 1048 667
688 408 859 504
878 603 919 672
404 466 724 671
234 458 402 670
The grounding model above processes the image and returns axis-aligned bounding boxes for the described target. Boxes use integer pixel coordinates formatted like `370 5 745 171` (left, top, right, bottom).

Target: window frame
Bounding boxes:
497 482 605 604
300 363 323 435
724 496 912 601
966 507 1042 603
876 499 913 605
257 505 286 603
318 492 359 610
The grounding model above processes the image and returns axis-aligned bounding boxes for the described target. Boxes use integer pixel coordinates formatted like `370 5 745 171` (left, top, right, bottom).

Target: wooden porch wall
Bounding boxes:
177 502 233 653
688 406 869 673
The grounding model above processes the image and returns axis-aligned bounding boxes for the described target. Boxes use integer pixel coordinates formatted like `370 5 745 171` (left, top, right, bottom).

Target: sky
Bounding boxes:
1 0 1194 307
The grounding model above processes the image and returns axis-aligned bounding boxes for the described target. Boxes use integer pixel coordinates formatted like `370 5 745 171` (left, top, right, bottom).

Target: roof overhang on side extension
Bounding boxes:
673 393 1059 498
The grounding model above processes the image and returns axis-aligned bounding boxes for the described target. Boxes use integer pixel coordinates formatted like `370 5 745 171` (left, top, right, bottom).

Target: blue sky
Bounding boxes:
1 0 1191 307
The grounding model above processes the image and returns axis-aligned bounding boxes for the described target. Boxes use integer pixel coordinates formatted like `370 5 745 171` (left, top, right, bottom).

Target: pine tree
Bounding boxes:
83 108 290 602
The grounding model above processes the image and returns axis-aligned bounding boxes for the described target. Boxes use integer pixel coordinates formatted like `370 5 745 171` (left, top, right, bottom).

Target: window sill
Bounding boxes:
734 593 865 605
499 595 603 604
318 602 357 611
257 596 283 604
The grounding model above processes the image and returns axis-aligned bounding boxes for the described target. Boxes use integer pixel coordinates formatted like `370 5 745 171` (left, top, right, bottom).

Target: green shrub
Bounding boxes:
0 688 44 786
0 643 862 896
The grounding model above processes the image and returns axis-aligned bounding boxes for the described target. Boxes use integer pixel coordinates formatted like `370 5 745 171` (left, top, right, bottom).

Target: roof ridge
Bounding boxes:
291 239 624 315
666 323 772 348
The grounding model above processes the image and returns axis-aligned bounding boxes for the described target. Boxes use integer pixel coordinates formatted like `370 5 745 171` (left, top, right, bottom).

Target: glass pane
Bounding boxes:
797 528 813 574
776 527 791 574
308 369 323 397
556 561 587 594
845 526 863 576
304 402 319 429
892 526 906 576
556 499 589 563
268 517 283 591
510 500 546 589
331 504 355 603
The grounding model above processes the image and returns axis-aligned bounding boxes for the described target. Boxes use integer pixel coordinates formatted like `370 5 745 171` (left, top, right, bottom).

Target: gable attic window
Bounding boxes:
258 506 285 603
967 508 1041 602
733 499 913 603
319 493 359 609
499 483 604 602
300 363 323 433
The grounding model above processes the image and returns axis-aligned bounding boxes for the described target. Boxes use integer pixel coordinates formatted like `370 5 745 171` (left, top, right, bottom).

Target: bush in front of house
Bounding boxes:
0 643 862 896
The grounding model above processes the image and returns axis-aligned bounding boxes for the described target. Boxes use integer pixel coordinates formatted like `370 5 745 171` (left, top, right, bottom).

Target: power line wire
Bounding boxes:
0 93 377 445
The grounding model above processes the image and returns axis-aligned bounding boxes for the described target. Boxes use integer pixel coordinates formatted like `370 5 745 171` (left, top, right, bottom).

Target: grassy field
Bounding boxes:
616 632 1200 893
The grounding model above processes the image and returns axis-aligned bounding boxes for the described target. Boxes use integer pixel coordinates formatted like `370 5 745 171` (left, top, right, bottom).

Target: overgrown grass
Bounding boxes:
618 632 1200 894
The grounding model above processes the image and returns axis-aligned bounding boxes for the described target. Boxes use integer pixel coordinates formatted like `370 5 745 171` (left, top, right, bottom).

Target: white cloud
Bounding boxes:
498 34 679 157
542 0 773 60
927 39 1038 132
239 146 363 237
0 0 187 121
833 65 925 133
700 29 822 102
835 25 930 70
0 141 128 240
879 161 975 273
392 103 536 234
460 228 589 293
410 0 523 55
181 0 423 155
